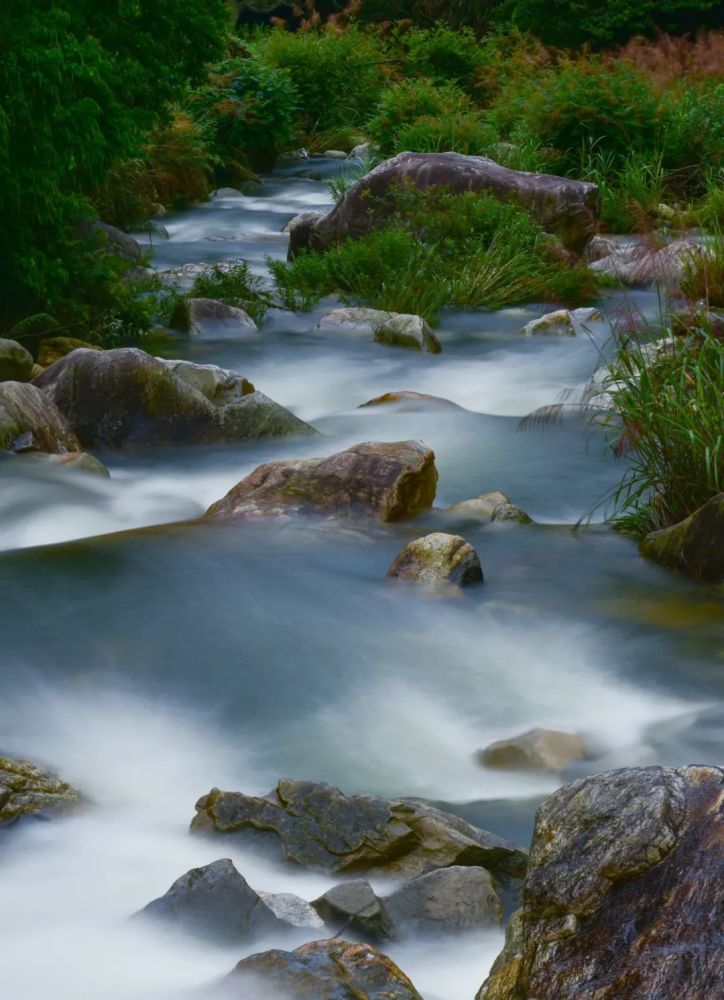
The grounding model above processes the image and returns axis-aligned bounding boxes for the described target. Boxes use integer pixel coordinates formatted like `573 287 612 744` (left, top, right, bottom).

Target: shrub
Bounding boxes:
680 230 724 308
367 79 474 154
392 112 497 156
190 262 273 323
661 83 724 177
579 149 667 233
616 31 724 89
397 25 484 92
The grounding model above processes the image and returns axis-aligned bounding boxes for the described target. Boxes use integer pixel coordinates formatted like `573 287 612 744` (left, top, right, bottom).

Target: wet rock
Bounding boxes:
0 381 81 454
491 502 533 524
170 297 258 337
40 451 111 477
324 149 348 159
285 211 325 257
318 308 442 353
37 337 102 368
640 494 724 581
583 235 617 263
384 865 502 937
0 339 34 382
228 938 422 999
589 238 707 289
191 779 527 881
477 728 587 773
446 491 511 521
360 391 462 410
313 880 391 940
477 765 724 1000
83 220 143 262
158 359 255 405
521 307 603 337
213 187 249 198
204 440 437 523
34 348 312 449
309 152 599 254
0 755 83 826
257 891 324 929
349 142 374 160
139 859 286 942
387 532 483 587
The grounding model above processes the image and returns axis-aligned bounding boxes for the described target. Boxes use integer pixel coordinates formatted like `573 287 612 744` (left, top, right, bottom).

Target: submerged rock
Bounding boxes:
191 779 526 881
589 238 707 289
521 307 603 337
477 728 587 773
640 494 724 581
360 391 462 410
384 865 502 937
0 756 83 826
387 532 483 587
477 765 724 1000
318 308 442 353
227 938 422 999
0 381 81 454
204 440 437 523
38 451 111 477
313 880 390 940
158 359 255 405
490 502 533 524
170 297 258 337
37 337 102 369
303 152 599 254
0 339 34 382
446 491 511 520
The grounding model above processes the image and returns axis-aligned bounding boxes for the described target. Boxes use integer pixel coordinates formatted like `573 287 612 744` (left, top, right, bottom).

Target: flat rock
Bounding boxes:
477 728 587 773
318 308 441 353
360 391 462 410
589 238 707 288
0 755 83 826
313 880 390 940
640 493 724 581
204 440 437 523
170 297 258 337
387 532 483 587
384 865 502 937
0 339 34 382
0 381 81 454
191 779 526 882
477 765 724 1000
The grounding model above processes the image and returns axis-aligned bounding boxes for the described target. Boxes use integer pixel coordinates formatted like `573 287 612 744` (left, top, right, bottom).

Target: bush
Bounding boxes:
579 150 667 233
661 83 724 177
680 230 724 308
397 25 484 92
392 113 497 156
367 79 474 154
189 262 273 323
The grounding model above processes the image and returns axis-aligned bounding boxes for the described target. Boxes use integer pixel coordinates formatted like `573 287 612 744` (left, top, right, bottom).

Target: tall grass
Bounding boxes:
680 227 724 307
579 147 667 232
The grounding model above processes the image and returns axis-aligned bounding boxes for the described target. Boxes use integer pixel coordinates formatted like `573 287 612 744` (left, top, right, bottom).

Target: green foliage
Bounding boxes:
367 79 474 154
661 83 724 176
392 113 497 156
579 150 667 232
189 262 273 323
680 229 724 308
397 25 484 92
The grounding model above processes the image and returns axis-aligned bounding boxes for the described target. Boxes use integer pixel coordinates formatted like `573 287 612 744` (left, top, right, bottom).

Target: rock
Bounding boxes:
313 880 391 940
228 938 422 999
477 765 724 1000
257 891 324 930
0 381 81 454
83 220 144 262
491 502 533 524
285 211 325 258
583 235 617 263
191 779 527 881
446 491 511 520
34 348 312 449
30 364 44 379
521 307 603 337
139 859 286 942
349 142 374 160
0 755 83 826
158 359 255 404
37 337 102 368
477 728 587 773
387 532 483 587
640 494 724 581
0 339 34 382
317 308 441 353
307 152 599 254
41 451 111 477
324 149 348 159
170 297 258 337
205 440 437 523
589 238 707 289
360 391 462 410
384 866 502 938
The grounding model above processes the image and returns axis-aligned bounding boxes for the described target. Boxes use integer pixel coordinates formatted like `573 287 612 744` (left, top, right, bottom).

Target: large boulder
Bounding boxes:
477 765 724 1000
0 755 83 827
170 297 258 338
0 339 34 382
317 309 442 353
83 220 143 262
204 441 437 522
589 238 707 289
138 859 286 942
227 938 422 999
0 382 81 454
302 153 599 254
387 532 484 587
384 865 502 937
191 779 526 882
640 494 724 581
33 348 313 449
476 728 587 773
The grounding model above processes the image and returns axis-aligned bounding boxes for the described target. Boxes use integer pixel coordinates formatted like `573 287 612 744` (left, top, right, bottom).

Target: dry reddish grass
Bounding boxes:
614 32 724 89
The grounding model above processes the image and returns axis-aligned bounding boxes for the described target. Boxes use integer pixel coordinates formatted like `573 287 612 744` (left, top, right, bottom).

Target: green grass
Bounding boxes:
189 261 272 324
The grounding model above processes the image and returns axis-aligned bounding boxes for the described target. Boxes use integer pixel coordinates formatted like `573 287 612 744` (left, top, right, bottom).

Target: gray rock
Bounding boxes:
0 755 83 826
384 866 502 937
318 308 441 353
83 220 143 262
0 381 81 454
285 211 325 258
640 493 724 581
0 339 34 382
324 150 348 159
521 307 603 337
477 765 724 1000
589 238 707 289
446 491 510 521
204 440 438 523
491 502 533 524
583 235 617 262
387 532 483 587
477 728 587 773
257 891 324 929
313 880 390 940
170 297 258 337
349 142 374 160
158 359 255 405
139 859 286 942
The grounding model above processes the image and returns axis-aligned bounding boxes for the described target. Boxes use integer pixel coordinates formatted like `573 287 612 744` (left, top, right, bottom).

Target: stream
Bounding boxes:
0 158 722 1000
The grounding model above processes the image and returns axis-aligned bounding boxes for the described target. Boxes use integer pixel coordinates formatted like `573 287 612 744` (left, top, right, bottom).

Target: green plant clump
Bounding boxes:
366 79 476 155
190 262 273 324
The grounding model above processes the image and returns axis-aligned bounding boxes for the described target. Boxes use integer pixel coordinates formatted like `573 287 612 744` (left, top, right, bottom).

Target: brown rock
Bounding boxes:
37 337 102 368
0 756 83 826
477 728 587 773
640 494 724 582
0 381 80 454
360 391 462 410
387 532 483 587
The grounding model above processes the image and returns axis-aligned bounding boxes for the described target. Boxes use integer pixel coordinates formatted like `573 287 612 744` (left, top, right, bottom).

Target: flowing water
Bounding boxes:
1 159 722 1000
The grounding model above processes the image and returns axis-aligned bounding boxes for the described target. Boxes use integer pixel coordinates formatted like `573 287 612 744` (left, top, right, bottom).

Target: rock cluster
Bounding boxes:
0 755 83 826
317 308 442 353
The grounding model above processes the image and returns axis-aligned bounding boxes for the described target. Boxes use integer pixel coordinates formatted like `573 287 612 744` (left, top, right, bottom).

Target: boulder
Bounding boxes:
491 502 533 524
285 211 325 258
0 339 34 382
303 153 599 255
83 220 143 262
313 880 390 940
257 891 324 929
521 307 603 337
387 532 483 587
39 451 111 477
384 866 502 938
640 494 724 581
33 348 312 449
360 391 462 410
477 765 724 1000
589 238 707 288
318 308 442 354
191 779 527 881
349 142 374 160
158 359 255 405
446 491 510 520
37 337 102 368
228 938 422 999
583 235 617 263
477 728 587 773
0 755 83 826
139 859 286 942
324 149 348 160
0 382 81 454
204 440 437 523
170 297 258 337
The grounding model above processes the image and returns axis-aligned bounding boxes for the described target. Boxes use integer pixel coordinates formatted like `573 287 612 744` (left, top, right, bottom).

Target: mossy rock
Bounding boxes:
0 756 83 826
640 494 724 581
37 337 102 368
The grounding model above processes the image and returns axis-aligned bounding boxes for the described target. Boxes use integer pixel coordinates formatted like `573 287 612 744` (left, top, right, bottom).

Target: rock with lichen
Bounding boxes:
0 755 83 827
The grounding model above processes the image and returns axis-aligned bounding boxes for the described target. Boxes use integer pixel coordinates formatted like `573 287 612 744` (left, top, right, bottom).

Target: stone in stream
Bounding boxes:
589 237 707 289
583 235 617 263
204 440 437 523
139 858 287 942
0 755 83 827
27 451 111 478
37 337 102 369
0 381 81 454
191 779 527 882
284 211 325 255
383 865 503 937
317 308 442 354
0 339 34 382
299 152 599 254
226 938 423 999
387 532 484 587
490 502 533 525
82 220 144 262
33 348 313 449
476 728 588 773
360 391 463 410
640 493 724 581
477 765 724 1000
158 359 255 405
170 297 258 337
520 307 603 337
446 491 510 520
257 891 324 929
312 880 391 941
